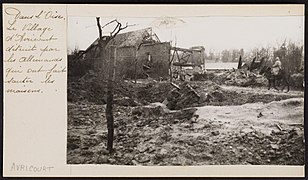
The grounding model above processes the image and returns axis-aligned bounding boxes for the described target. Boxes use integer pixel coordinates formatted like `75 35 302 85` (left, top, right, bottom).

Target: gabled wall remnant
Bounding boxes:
73 28 171 80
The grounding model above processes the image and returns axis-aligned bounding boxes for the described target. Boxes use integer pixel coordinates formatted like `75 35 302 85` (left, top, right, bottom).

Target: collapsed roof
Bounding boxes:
86 27 160 51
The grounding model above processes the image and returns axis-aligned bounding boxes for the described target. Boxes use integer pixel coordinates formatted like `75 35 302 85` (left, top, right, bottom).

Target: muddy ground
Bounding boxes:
67 79 304 165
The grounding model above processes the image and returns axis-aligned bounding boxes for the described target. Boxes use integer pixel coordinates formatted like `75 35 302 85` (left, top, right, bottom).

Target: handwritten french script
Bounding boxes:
4 6 66 94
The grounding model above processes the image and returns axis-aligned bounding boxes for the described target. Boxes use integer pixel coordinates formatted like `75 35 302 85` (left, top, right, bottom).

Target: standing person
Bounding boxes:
272 57 282 76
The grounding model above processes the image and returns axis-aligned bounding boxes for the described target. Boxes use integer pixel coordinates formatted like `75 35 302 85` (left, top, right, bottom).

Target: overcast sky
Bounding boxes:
68 16 304 53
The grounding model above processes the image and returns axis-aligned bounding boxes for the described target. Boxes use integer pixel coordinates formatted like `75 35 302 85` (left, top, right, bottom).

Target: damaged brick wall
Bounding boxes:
113 42 171 79
82 40 171 80
137 42 171 79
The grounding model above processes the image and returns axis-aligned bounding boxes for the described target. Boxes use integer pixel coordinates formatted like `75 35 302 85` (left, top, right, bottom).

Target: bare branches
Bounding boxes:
110 20 128 38
110 23 121 36
99 19 125 38
101 19 117 29
100 19 136 39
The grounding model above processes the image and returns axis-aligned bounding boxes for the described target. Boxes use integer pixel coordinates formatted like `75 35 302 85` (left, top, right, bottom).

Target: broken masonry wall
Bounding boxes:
137 42 171 79
115 46 137 79
112 46 146 80
84 41 171 80
115 42 171 80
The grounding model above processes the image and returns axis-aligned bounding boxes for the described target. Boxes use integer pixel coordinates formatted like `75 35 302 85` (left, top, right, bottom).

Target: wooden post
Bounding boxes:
134 49 138 83
106 46 116 153
169 45 173 82
237 55 242 69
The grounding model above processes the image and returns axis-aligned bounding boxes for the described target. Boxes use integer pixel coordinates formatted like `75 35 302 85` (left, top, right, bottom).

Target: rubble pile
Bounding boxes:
290 73 304 89
165 82 201 110
226 129 305 165
67 102 198 165
165 81 222 110
191 73 208 81
163 81 299 109
209 69 268 87
67 100 304 165
135 82 173 105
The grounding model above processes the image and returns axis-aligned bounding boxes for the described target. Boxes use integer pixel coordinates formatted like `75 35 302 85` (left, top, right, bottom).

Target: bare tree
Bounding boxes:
95 17 132 153
75 18 132 61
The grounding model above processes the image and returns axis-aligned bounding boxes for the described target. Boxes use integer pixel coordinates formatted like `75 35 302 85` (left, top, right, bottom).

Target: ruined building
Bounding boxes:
70 28 205 80
76 28 171 79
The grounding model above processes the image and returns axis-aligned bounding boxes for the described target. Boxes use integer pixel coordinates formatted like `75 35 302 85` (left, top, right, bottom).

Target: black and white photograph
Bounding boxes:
66 7 305 166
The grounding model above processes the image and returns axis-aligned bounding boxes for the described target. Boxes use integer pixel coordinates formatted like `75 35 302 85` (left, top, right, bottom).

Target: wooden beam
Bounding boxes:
176 50 181 63
181 53 191 61
171 46 202 53
170 50 176 63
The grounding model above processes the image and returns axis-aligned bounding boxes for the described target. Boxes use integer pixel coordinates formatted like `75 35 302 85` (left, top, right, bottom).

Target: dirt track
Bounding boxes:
67 82 304 165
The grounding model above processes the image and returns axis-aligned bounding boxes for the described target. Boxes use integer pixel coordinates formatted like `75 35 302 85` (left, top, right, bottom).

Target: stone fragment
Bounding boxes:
270 144 279 150
211 131 220 136
241 128 254 134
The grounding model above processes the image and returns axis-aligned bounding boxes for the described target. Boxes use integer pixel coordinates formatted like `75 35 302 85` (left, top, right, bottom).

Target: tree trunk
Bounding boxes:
106 47 116 153
106 78 114 152
96 17 102 39
94 17 127 153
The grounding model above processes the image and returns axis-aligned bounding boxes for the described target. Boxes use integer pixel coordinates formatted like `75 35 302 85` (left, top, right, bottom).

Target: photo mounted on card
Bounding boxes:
3 4 305 177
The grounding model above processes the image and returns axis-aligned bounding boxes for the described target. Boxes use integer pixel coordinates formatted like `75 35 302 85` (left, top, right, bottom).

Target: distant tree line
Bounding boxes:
204 49 244 63
204 40 303 74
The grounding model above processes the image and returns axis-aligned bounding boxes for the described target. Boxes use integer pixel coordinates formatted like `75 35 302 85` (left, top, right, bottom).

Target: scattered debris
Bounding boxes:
209 69 268 87
290 73 304 89
276 124 283 131
270 144 279 150
241 128 254 134
170 82 181 90
257 112 264 118
67 69 304 165
132 102 170 117
211 131 220 136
